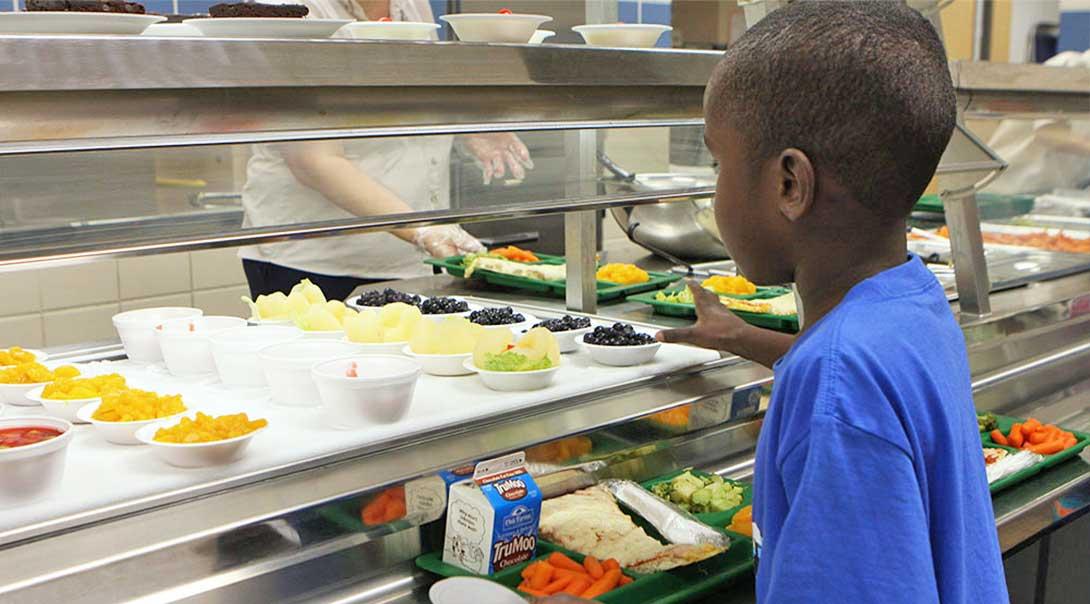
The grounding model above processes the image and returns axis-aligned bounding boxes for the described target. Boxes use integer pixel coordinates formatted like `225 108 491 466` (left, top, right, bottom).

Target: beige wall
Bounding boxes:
0 249 250 349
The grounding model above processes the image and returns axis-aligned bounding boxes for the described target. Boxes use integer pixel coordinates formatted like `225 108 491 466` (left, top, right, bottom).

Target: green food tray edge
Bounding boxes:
981 414 1090 493
626 289 800 333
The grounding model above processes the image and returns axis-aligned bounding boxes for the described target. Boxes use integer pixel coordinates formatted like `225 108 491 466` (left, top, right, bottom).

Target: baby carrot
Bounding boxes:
1023 418 1042 435
618 574 634 586
521 561 543 580
562 577 592 596
584 555 604 579
1028 429 1051 445
990 429 1009 446
1008 423 1024 448
529 563 555 590
602 559 621 572
548 552 587 573
517 585 550 598
581 569 622 599
1029 439 1065 455
542 575 573 595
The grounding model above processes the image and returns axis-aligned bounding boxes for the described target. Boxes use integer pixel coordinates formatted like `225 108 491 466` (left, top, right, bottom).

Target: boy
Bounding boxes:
657 2 1008 602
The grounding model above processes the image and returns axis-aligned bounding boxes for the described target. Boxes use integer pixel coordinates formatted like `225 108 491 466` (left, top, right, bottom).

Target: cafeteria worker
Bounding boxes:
240 0 534 301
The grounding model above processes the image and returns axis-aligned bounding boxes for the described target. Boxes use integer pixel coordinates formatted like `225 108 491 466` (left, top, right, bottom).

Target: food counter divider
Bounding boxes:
0 301 719 538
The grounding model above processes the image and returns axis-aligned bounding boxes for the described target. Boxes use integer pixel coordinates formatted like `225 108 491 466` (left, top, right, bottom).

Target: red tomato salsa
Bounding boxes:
0 426 63 449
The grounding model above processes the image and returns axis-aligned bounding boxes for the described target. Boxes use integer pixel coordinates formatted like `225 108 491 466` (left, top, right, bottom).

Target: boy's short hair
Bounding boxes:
707 0 956 220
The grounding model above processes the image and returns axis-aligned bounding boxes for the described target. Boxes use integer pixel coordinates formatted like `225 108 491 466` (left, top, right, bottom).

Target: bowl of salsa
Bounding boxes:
0 416 73 506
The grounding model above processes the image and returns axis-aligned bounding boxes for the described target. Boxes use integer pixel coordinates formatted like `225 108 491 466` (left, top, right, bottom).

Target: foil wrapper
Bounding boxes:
986 449 1043 484
599 479 731 549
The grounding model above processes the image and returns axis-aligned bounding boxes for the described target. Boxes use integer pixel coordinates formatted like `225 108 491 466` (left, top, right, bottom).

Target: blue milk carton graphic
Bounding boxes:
442 451 542 574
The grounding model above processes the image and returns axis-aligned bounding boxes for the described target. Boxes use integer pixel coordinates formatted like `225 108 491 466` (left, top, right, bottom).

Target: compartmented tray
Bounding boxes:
639 468 752 529
914 193 1035 220
982 414 1090 493
416 530 754 604
425 254 678 302
627 287 799 333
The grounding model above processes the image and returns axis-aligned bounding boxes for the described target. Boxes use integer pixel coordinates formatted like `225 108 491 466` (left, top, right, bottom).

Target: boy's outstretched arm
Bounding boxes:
656 281 795 369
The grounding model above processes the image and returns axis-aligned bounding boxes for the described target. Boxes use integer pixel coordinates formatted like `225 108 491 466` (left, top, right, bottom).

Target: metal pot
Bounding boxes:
599 152 729 263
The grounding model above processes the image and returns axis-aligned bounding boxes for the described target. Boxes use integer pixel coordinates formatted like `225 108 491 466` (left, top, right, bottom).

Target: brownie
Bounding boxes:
26 0 147 13
207 2 308 18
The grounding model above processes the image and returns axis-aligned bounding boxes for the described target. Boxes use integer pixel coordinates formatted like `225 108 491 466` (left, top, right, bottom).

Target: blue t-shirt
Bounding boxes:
753 256 1008 603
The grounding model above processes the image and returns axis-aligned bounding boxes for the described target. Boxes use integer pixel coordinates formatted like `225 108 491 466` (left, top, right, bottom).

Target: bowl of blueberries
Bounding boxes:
350 288 422 311
532 315 593 353
581 322 660 367
350 289 477 321
468 307 538 334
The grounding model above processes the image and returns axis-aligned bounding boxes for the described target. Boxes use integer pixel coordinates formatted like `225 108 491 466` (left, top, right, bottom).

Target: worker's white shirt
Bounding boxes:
239 0 452 279
986 50 1090 196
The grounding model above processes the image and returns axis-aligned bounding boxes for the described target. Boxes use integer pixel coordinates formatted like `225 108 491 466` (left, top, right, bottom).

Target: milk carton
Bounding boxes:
442 452 542 574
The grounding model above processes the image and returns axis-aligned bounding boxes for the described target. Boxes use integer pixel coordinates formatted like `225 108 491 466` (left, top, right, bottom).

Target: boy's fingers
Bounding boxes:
688 280 722 312
656 327 696 344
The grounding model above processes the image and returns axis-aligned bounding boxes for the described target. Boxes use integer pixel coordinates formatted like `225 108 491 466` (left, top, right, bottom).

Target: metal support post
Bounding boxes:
563 126 599 314
943 190 992 318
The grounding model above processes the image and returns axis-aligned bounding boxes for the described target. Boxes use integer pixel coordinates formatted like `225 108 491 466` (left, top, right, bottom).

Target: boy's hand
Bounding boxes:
656 280 796 369
656 280 752 351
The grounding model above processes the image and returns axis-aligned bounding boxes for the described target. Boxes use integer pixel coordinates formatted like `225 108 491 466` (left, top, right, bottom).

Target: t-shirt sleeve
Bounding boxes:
763 414 941 604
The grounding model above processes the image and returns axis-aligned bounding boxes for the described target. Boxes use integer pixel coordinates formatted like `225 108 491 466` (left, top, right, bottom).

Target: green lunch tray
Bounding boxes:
915 193 1035 221
627 288 800 333
416 531 754 604
982 414 1090 493
425 254 678 302
640 468 752 530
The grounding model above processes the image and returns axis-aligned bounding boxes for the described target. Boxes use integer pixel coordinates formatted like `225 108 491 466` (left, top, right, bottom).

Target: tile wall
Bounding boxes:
0 249 250 348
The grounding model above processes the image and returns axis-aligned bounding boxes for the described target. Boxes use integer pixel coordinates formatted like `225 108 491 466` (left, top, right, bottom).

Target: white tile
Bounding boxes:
119 293 193 313
193 286 250 318
43 304 119 347
0 314 44 348
40 260 118 311
190 248 247 290
119 253 192 300
0 270 41 316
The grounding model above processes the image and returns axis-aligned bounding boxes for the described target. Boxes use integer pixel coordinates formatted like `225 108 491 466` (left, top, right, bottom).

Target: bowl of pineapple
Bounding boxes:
343 302 423 356
464 328 561 391
402 316 486 376
242 279 358 338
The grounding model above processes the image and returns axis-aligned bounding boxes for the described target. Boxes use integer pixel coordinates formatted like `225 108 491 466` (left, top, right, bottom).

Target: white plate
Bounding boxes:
540 325 592 353
429 577 524 604
572 23 672 48
343 20 439 40
440 13 551 43
183 17 350 39
582 340 661 367
25 385 96 424
0 382 49 407
0 12 164 35
462 358 559 391
134 416 266 468
142 22 203 37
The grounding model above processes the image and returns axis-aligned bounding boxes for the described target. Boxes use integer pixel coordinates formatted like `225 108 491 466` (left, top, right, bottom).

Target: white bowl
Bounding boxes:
113 307 203 363
209 325 303 388
528 29 554 44
0 348 48 368
0 12 165 35
0 416 74 507
463 358 559 391
401 346 473 376
142 22 202 36
0 382 49 407
582 341 661 366
25 385 96 423
248 318 295 326
301 329 346 340
158 316 249 377
312 355 422 428
440 13 552 43
429 577 525 604
341 337 409 356
134 416 267 468
258 339 362 407
77 402 187 446
182 17 351 39
344 20 439 40
572 24 672 48
545 326 592 354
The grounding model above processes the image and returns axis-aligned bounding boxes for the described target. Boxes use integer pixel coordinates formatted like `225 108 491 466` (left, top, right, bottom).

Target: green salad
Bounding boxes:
650 470 744 514
977 412 998 433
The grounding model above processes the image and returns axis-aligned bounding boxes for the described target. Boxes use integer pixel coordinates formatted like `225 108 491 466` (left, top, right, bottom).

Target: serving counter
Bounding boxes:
0 37 1089 604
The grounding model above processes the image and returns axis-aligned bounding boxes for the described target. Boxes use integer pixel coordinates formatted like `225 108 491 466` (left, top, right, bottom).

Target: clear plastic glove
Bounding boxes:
411 225 485 258
460 133 535 185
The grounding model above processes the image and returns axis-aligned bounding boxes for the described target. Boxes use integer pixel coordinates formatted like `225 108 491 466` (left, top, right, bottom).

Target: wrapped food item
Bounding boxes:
600 479 730 550
986 449 1042 484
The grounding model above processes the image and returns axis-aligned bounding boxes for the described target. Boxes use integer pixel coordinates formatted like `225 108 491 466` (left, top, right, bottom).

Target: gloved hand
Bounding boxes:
459 133 535 185
411 225 486 258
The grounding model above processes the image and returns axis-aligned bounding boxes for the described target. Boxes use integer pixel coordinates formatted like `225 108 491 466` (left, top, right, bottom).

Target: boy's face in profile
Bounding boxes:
704 116 791 286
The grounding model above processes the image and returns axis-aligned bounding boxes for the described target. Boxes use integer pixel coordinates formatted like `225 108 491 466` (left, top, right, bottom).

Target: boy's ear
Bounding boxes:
776 148 815 222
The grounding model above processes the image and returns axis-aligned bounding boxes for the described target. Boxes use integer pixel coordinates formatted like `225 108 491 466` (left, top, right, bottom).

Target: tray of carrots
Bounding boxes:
982 414 1090 493
417 532 754 603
